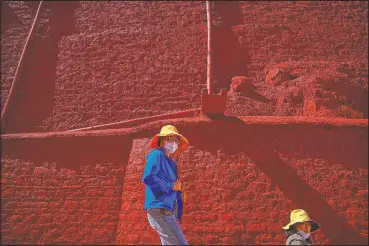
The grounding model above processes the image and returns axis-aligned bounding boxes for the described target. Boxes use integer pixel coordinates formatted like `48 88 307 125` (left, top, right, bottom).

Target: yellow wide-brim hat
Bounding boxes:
150 125 189 152
283 209 320 232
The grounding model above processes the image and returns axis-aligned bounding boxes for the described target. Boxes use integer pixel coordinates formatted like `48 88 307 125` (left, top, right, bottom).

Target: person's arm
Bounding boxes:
289 239 305 245
142 151 173 197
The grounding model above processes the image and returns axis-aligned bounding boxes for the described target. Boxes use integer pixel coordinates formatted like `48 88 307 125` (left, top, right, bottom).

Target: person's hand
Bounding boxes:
182 191 187 203
173 180 182 191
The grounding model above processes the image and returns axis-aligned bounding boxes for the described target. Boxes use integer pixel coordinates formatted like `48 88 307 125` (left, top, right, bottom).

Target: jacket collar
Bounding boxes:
297 230 309 239
297 230 313 244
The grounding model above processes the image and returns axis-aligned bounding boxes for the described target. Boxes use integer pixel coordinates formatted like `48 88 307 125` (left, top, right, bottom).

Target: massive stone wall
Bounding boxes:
225 1 368 118
1 1 367 133
115 119 368 245
1 2 37 112
1 1 367 245
1 134 132 244
1 118 368 245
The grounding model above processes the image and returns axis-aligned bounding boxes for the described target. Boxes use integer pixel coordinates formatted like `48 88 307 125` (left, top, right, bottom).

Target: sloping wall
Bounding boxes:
1 117 367 245
1 1 367 133
1 1 368 245
1 1 37 112
1 132 132 244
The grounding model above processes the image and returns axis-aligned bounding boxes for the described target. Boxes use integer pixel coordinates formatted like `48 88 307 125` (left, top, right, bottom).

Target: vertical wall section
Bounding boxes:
1 119 368 245
2 2 79 133
1 134 133 245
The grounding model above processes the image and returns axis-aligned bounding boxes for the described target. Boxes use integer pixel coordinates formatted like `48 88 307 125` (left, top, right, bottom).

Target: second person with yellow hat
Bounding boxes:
283 209 321 245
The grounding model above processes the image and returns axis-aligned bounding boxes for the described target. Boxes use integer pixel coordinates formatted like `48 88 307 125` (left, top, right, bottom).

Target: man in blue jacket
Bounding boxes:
143 125 189 245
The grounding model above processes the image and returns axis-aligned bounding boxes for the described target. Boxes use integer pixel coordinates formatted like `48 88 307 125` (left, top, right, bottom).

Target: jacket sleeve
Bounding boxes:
288 238 305 245
142 150 173 196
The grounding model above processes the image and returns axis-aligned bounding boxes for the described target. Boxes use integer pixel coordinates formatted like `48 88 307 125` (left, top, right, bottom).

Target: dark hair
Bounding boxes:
289 224 297 231
158 136 163 147
157 136 180 148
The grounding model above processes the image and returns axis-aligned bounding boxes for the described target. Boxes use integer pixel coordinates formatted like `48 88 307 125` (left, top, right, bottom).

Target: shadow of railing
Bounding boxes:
4 2 79 133
212 1 249 92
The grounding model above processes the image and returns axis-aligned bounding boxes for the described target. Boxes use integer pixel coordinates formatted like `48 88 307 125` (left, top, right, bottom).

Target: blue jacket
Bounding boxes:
142 148 183 222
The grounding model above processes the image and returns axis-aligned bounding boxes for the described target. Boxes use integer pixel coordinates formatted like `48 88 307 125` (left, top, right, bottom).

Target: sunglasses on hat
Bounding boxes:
167 136 180 143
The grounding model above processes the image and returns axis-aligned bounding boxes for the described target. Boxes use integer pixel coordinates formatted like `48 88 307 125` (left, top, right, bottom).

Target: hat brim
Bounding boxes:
150 132 189 152
309 220 320 232
283 220 320 232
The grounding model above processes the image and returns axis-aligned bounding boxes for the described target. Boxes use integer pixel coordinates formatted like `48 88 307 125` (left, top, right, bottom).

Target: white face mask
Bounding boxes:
164 141 178 154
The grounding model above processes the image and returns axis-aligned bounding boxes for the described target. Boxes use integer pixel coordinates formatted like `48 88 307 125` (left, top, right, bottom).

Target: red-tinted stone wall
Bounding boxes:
1 135 132 245
234 1 368 83
225 1 368 118
1 2 37 112
1 158 124 245
1 0 368 245
1 1 367 133
1 119 367 245
114 120 368 245
40 1 206 131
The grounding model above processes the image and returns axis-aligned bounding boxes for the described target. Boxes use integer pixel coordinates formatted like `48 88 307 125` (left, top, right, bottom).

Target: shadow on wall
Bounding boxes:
5 2 79 133
212 1 249 92
180 116 367 245
1 2 22 32
1 135 133 173
213 1 244 27
1 135 133 244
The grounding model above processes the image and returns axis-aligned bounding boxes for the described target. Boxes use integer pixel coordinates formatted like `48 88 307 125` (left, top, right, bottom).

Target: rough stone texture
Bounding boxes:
1 158 124 245
260 61 367 118
123 120 368 245
0 1 368 245
234 1 367 83
0 1 37 112
41 1 207 131
1 1 367 133
1 134 132 245
227 76 255 96
116 138 156 245
1 117 368 245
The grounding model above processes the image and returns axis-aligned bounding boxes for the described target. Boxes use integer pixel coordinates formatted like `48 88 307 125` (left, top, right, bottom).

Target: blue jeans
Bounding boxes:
147 210 188 245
